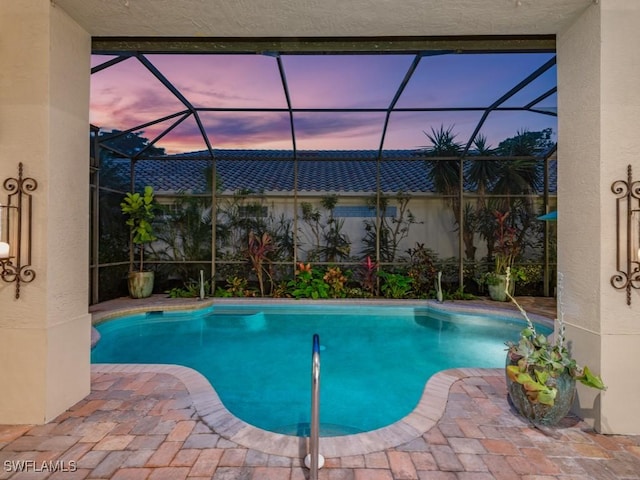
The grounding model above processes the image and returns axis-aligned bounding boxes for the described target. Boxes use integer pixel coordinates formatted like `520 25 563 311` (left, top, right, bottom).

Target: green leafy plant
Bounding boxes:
441 285 476 301
271 281 290 298
165 276 212 298
214 276 253 297
288 263 330 299
120 186 157 272
504 268 605 408
166 287 193 298
378 270 413 299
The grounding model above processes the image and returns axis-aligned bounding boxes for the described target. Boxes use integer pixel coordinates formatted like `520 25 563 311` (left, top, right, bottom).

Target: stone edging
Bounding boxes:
91 363 502 458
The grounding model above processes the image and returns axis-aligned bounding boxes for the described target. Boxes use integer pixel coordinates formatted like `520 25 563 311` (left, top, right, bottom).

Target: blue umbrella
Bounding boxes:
537 210 557 221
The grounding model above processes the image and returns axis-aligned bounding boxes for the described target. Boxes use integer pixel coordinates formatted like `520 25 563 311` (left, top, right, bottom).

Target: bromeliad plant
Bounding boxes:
504 268 606 408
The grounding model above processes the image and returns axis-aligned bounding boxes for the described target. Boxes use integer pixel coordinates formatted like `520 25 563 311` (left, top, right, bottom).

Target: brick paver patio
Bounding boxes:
1 367 638 479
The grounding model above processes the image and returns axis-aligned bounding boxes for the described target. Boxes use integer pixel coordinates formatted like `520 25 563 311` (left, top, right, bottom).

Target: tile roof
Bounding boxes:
110 149 557 195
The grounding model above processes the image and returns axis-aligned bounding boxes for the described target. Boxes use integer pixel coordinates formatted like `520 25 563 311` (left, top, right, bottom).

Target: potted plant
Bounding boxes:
503 268 606 425
121 185 157 298
487 210 520 301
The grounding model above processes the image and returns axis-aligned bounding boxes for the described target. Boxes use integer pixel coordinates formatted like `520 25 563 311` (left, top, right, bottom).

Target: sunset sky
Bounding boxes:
90 52 557 154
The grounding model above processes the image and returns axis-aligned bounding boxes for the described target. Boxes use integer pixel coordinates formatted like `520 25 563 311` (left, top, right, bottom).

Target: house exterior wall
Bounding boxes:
322 196 456 261
260 195 463 262
0 1 91 423
210 192 550 268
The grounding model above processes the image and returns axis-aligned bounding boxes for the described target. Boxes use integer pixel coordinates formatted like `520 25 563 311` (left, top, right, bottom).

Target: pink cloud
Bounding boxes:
91 52 556 154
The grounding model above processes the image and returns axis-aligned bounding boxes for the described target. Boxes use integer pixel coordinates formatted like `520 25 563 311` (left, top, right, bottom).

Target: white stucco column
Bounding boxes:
557 0 640 434
0 1 91 423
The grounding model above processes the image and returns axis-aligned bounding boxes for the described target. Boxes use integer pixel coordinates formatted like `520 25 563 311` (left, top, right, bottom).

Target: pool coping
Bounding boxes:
91 298 555 458
92 363 503 458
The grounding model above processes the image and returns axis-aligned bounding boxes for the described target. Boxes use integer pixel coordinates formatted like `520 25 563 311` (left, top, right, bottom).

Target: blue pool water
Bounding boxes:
92 304 549 436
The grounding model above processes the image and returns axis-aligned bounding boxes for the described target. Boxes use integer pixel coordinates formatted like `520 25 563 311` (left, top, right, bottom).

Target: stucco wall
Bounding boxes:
0 1 91 423
557 0 640 434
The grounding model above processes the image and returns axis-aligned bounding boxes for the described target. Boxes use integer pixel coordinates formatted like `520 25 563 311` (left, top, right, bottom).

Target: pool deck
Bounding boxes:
1 296 639 479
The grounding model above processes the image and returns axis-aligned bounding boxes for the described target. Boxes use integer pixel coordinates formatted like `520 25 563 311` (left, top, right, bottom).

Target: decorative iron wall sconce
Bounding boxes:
0 163 37 299
611 164 640 305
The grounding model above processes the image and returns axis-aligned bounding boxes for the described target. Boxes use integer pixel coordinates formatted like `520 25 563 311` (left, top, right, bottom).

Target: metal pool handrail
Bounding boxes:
308 333 323 478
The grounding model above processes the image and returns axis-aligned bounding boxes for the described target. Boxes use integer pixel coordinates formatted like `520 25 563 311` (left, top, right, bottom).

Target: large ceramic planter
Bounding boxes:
128 271 154 299
505 359 577 426
488 274 515 302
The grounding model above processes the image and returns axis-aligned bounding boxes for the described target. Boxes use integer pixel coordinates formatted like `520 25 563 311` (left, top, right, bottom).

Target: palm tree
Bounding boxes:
461 134 501 261
423 125 462 199
493 129 550 215
482 128 554 261
466 134 500 207
423 124 463 224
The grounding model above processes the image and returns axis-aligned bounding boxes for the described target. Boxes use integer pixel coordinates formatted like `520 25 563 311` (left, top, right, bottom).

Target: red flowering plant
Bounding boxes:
485 210 525 288
247 231 275 297
478 210 524 298
359 256 378 296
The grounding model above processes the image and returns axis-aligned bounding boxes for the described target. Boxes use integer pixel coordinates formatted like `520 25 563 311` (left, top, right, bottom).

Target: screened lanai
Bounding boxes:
90 38 558 303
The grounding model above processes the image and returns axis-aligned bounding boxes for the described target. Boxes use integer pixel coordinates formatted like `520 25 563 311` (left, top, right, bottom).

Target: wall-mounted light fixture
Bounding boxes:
0 163 37 299
611 164 640 305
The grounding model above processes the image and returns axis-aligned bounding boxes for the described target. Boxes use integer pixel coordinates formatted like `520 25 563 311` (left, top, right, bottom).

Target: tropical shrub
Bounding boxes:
406 242 438 297
356 256 378 296
323 266 349 298
214 276 253 297
300 195 351 262
247 230 275 296
361 191 418 263
288 263 330 299
378 270 413 299
154 192 212 283
442 285 476 301
165 276 211 299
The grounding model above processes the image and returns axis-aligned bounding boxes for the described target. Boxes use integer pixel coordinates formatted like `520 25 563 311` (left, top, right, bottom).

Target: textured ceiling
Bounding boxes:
54 0 594 38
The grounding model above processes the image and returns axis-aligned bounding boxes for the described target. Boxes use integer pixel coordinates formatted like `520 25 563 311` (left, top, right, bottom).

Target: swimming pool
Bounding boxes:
92 302 550 437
